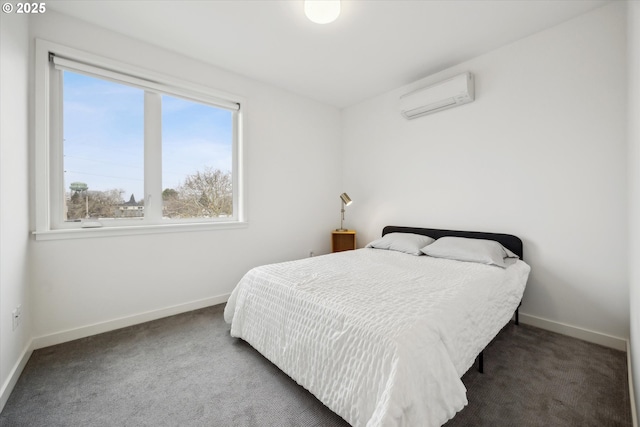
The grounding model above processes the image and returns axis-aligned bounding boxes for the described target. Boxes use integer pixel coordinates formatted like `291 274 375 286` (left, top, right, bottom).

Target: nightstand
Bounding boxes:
332 230 356 253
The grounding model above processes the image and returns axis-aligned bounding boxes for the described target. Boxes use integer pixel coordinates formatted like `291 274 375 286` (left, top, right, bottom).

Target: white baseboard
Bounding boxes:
0 342 33 414
518 312 627 351
31 293 230 350
628 340 638 427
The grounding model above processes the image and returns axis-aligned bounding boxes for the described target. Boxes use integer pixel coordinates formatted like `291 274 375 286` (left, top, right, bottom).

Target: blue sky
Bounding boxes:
63 71 233 201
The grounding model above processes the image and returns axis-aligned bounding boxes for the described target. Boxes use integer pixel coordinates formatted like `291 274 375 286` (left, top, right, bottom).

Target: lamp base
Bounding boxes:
335 228 349 232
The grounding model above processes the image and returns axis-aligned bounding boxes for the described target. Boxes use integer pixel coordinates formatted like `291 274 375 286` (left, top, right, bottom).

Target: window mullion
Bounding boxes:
144 92 163 223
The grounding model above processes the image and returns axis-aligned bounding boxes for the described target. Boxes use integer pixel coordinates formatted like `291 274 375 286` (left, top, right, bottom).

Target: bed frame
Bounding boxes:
381 226 524 373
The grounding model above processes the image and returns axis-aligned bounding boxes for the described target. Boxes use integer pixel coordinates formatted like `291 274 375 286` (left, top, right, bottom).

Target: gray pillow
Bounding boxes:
365 233 435 256
420 236 519 268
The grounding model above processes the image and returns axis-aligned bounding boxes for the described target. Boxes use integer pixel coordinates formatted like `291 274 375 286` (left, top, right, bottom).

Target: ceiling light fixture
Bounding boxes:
304 0 341 24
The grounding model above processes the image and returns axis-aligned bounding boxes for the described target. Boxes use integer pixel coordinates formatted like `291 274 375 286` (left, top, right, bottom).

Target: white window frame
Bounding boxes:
34 39 247 240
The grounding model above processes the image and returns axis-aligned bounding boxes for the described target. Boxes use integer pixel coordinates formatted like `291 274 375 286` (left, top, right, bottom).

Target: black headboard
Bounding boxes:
382 226 524 260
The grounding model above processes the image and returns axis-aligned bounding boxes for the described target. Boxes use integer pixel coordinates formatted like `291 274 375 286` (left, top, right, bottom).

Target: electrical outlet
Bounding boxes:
12 305 21 331
309 251 315 257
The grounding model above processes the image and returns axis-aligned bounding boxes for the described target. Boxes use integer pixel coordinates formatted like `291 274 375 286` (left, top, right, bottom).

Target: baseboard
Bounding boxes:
0 341 33 413
31 293 230 350
628 340 639 427
518 312 627 351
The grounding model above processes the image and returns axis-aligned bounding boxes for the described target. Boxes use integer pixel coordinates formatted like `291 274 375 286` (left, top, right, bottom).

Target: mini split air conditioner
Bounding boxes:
399 72 474 119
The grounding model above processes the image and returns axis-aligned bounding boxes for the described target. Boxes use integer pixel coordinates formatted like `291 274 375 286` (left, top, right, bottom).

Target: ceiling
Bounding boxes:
46 0 612 109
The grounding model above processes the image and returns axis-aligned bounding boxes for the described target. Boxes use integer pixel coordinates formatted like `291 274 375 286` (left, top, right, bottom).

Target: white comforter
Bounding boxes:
224 248 530 427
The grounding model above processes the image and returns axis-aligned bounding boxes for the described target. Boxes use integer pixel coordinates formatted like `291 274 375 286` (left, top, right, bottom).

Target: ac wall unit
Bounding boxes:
399 72 474 119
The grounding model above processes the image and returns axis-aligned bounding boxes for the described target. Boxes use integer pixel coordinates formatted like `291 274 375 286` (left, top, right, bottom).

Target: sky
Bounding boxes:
63 70 233 202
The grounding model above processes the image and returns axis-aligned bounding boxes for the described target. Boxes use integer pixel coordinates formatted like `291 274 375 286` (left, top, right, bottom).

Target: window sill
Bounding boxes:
32 221 248 241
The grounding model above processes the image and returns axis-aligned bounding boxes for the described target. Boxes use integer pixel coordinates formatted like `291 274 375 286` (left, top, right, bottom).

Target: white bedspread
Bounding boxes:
224 248 530 427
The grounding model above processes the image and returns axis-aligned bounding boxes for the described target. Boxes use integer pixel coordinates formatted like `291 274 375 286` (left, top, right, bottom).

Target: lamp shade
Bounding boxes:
340 192 352 206
304 0 341 24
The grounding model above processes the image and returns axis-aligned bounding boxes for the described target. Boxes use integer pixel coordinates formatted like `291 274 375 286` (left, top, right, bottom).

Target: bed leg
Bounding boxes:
515 307 519 325
477 351 484 374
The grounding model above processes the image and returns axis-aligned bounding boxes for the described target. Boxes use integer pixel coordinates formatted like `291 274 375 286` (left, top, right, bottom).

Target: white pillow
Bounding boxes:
420 236 519 268
365 233 436 256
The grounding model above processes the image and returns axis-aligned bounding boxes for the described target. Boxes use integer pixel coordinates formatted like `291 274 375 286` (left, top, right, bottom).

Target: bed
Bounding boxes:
224 226 530 427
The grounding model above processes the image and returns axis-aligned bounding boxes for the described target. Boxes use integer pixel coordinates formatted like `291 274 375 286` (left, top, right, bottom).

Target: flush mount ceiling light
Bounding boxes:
304 0 341 24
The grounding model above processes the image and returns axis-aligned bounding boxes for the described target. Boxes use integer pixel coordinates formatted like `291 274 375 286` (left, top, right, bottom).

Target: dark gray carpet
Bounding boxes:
446 322 631 427
0 304 631 427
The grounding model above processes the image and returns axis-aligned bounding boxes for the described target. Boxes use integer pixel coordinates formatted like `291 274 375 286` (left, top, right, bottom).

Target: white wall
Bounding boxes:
342 3 628 342
627 0 640 417
28 11 342 344
0 13 32 410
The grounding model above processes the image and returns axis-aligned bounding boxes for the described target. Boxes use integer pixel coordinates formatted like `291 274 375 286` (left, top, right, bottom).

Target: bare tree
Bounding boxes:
67 188 125 220
163 168 232 218
65 168 232 221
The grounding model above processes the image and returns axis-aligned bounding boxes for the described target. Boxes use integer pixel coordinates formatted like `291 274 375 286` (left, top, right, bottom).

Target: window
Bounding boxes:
34 40 245 239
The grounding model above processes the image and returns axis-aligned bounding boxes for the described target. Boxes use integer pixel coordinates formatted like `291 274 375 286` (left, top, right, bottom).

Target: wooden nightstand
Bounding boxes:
332 230 356 253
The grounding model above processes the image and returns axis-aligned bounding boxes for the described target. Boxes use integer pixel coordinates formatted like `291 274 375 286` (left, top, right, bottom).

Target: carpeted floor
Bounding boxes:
0 304 631 426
